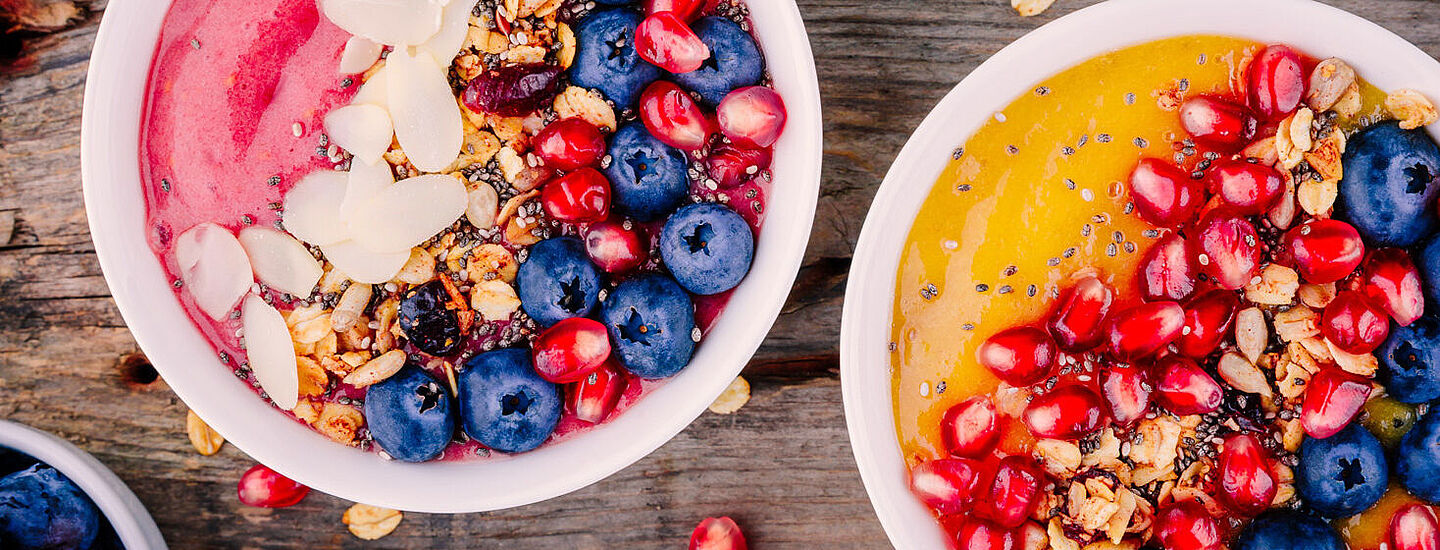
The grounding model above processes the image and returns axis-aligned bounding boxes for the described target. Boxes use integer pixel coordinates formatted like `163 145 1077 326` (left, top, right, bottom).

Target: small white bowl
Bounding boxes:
0 421 167 549
81 1 822 512
839 0 1440 547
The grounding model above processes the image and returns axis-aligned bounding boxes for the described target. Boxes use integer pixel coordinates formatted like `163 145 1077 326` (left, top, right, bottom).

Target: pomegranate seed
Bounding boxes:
1102 364 1152 426
1178 95 1258 150
1192 208 1262 290
1322 291 1390 354
706 145 772 188
690 517 748 550
1391 504 1440 550
237 464 309 508
1246 45 1306 120
1206 160 1286 215
1175 290 1240 359
645 0 709 21
1362 248 1426 326
1284 219 1366 284
534 118 607 171
1047 276 1115 351
640 80 713 151
1217 433 1278 516
1155 500 1223 550
569 360 629 423
954 519 1019 550
532 317 612 383
981 456 1043 529
541 168 612 223
1139 233 1197 302
1301 367 1373 438
1022 385 1106 440
977 327 1056 386
635 12 710 73
717 86 787 149
584 220 649 274
908 458 988 515
1128 159 1204 227
1106 301 1185 362
1154 355 1224 415
941 396 1001 458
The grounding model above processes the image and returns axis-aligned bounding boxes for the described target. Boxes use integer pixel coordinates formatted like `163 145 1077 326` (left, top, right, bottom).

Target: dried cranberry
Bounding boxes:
462 64 563 117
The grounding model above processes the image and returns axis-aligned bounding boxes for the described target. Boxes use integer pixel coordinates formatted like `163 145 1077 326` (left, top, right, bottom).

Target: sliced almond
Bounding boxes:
186 410 225 456
707 376 751 414
343 503 403 540
341 158 395 224
1326 339 1379 377
349 174 468 253
320 0 443 47
1235 307 1267 363
283 171 351 246
352 64 389 108
422 0 480 65
386 47 463 173
174 223 253 320
344 349 407 387
238 227 323 298
1297 179 1338 217
325 104 394 165
1011 0 1056 16
338 35 384 75
242 295 300 410
1218 352 1273 397
321 240 411 284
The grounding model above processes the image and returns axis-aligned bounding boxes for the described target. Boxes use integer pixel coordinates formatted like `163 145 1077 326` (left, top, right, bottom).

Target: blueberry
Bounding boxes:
517 237 602 326
603 123 689 222
660 202 754 295
570 9 661 108
671 17 763 106
601 273 696 378
1297 422 1388 518
457 348 562 453
0 465 99 550
1378 313 1440 403
364 364 457 462
1234 509 1346 550
1338 121 1440 246
1398 407 1440 502
1421 235 1440 307
398 280 462 356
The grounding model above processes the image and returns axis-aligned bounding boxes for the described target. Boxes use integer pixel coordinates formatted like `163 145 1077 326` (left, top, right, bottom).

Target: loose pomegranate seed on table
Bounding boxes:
1217 433 1278 516
1138 232 1196 302
237 464 309 508
1128 158 1204 227
1048 276 1115 351
1301 367 1373 439
1322 291 1390 354
1362 248 1425 326
689 516 748 550
976 326 1057 386
1022 385 1106 440
1178 95 1259 149
1283 219 1366 284
940 396 1001 458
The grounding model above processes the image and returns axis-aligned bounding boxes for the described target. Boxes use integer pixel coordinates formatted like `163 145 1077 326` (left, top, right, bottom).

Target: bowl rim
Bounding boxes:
839 0 1440 547
80 0 822 513
0 420 168 549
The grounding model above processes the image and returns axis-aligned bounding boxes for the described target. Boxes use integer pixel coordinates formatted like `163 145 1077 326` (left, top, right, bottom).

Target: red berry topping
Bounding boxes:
461 64 563 117
1284 219 1366 284
1129 159 1204 227
1206 160 1286 215
1217 433 1278 516
977 327 1057 386
1139 233 1197 302
542 168 611 223
1301 367 1373 439
635 12 710 73
1391 504 1440 550
534 118 606 171
981 456 1043 529
954 519 1019 550
1102 363 1152 426
1192 208 1262 290
690 516 748 550
706 144 772 188
1362 248 1425 326
1023 385 1106 440
1246 45 1306 121
908 458 988 515
940 396 1001 459
1179 95 1259 150
237 464 309 508
717 86 787 149
1154 355 1224 416
640 80 713 151
645 0 709 21
1048 276 1115 351
1322 291 1390 355
569 359 629 423
1106 301 1185 362
1175 290 1240 359
584 220 649 274
1155 500 1223 550
532 317 612 383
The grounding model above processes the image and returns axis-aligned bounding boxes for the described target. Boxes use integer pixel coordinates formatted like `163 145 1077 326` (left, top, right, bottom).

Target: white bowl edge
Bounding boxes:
839 0 1440 548
81 0 822 513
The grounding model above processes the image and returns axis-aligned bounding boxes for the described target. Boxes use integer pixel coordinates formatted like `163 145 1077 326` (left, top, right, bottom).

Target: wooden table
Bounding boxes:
3 0 1440 547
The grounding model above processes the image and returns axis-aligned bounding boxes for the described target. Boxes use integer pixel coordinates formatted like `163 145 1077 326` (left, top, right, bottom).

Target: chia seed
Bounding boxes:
1125 92 1136 105
1134 137 1149 148
976 284 990 293
1006 144 1019 155
998 285 1013 294
160 178 171 192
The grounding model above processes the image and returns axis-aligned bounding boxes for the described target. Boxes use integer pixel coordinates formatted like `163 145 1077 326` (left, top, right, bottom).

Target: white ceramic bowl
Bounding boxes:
0 421 167 549
81 1 822 513
839 0 1440 547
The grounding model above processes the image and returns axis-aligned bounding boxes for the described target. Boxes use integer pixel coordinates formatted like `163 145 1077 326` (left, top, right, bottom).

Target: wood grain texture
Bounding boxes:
2 0 1440 547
